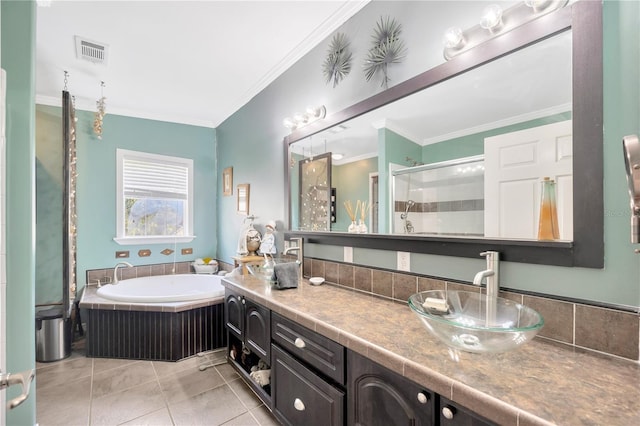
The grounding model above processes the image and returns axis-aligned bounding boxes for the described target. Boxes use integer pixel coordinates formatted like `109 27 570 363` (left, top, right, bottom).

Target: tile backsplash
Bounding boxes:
86 258 640 362
303 257 640 362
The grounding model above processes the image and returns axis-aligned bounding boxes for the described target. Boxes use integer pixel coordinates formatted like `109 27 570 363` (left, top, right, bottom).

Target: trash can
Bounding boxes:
36 307 70 362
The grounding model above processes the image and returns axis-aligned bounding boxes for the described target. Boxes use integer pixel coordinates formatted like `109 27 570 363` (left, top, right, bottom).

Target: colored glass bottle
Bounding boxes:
538 177 560 240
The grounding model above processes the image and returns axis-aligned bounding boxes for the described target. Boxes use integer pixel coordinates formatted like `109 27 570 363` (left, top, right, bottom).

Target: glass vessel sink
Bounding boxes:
408 290 544 353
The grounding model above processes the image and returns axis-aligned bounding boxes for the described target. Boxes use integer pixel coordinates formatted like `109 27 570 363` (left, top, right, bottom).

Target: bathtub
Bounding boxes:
96 273 225 303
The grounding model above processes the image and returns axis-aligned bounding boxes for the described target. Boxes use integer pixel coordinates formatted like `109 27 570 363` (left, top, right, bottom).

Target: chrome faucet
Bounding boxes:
473 251 499 325
113 261 133 284
283 237 303 279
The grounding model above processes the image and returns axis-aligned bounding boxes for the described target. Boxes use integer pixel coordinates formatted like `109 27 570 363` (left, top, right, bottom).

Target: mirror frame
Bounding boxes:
284 1 603 268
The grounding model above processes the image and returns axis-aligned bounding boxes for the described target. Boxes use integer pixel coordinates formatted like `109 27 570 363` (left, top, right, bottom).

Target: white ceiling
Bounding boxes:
35 0 368 128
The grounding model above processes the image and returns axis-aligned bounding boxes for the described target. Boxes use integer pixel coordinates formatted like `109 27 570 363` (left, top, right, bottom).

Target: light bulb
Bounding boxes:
524 0 552 11
443 27 464 49
294 112 309 124
480 4 503 31
283 117 296 129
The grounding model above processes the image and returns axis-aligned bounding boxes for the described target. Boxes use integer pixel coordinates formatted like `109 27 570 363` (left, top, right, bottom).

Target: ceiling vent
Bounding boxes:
75 36 109 65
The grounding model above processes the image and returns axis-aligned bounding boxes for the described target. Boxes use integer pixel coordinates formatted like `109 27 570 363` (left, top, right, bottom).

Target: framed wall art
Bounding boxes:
223 167 233 196
237 183 250 215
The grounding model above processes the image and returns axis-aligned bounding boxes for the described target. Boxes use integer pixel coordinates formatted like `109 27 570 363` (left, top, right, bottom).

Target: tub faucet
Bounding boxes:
113 261 133 284
473 251 499 325
283 237 303 279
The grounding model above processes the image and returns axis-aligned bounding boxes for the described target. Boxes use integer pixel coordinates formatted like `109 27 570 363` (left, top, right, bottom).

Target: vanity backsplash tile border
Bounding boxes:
93 258 639 361
86 261 195 286
305 257 640 362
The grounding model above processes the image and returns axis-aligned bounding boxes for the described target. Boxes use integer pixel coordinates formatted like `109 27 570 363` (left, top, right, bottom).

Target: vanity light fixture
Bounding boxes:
283 105 326 132
443 0 568 60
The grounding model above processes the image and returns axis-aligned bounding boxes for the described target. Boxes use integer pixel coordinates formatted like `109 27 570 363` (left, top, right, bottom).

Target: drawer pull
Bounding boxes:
442 406 455 420
417 392 429 404
294 398 305 411
294 337 306 349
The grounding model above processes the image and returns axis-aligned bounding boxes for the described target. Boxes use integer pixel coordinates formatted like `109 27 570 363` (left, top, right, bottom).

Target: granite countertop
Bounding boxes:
222 275 640 426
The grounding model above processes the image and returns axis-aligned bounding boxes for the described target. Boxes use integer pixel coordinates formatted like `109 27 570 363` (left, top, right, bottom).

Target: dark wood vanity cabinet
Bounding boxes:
225 288 270 361
272 344 345 426
224 289 271 405
225 288 500 425
271 312 346 425
348 350 436 426
439 397 495 426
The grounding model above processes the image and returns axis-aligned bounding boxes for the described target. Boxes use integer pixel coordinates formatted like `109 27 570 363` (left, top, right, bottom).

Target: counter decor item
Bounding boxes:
192 257 218 274
358 200 370 233
309 276 325 285
537 177 560 240
344 200 358 233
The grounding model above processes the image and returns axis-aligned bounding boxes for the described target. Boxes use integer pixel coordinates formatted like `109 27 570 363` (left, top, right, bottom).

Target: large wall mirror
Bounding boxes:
284 1 602 268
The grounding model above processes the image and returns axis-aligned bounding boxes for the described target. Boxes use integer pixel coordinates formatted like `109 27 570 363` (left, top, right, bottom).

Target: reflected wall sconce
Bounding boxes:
283 105 326 132
93 81 106 139
443 0 568 60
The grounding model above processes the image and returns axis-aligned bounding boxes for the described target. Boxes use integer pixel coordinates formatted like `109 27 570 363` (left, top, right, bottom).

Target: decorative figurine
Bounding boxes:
259 220 277 255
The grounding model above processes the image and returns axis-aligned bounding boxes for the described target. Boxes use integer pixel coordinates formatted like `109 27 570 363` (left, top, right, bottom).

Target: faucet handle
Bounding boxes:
479 251 499 258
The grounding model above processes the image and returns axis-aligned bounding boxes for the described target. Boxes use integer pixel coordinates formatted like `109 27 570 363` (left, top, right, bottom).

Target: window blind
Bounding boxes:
123 158 188 200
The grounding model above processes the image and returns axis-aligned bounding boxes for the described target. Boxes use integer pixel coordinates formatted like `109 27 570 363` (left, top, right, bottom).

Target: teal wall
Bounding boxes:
332 157 377 232
422 112 572 163
73 110 217 293
36 104 218 300
379 128 421 232
2 0 37 424
217 0 640 308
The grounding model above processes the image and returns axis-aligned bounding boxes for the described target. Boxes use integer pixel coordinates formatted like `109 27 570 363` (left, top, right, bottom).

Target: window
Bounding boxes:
115 149 195 245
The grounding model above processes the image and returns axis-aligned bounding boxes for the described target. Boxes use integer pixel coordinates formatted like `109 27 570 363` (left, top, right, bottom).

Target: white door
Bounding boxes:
484 120 573 239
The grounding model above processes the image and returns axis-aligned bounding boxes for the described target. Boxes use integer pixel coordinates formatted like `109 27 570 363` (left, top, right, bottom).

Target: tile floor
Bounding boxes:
36 342 280 426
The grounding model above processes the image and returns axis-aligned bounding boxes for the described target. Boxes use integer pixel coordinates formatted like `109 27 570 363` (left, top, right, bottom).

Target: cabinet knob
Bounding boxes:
294 337 306 349
442 406 455 420
241 297 246 305
417 392 429 404
294 398 305 411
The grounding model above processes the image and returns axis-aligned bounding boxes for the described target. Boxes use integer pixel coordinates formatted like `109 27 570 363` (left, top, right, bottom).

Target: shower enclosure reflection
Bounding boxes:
392 156 484 236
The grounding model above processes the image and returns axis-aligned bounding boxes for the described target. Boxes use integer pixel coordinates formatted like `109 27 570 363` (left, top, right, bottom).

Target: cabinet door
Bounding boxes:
272 345 345 426
225 290 243 341
245 298 271 361
348 350 435 426
439 397 495 426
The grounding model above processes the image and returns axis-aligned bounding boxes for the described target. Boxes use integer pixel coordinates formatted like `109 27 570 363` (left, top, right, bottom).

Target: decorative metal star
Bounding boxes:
364 16 407 89
322 32 352 88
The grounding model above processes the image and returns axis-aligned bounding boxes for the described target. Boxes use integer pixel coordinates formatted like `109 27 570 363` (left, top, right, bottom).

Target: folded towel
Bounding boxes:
272 262 299 289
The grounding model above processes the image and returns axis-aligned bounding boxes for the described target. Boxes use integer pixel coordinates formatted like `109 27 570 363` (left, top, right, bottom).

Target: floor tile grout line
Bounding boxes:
88 357 94 426
150 361 177 426
219 365 267 426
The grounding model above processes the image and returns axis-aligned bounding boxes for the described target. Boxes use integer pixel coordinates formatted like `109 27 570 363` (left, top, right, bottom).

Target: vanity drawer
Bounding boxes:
272 312 345 385
272 344 345 426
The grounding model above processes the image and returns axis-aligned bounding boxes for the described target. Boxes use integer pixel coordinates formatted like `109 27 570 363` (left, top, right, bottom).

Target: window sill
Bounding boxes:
113 236 196 245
